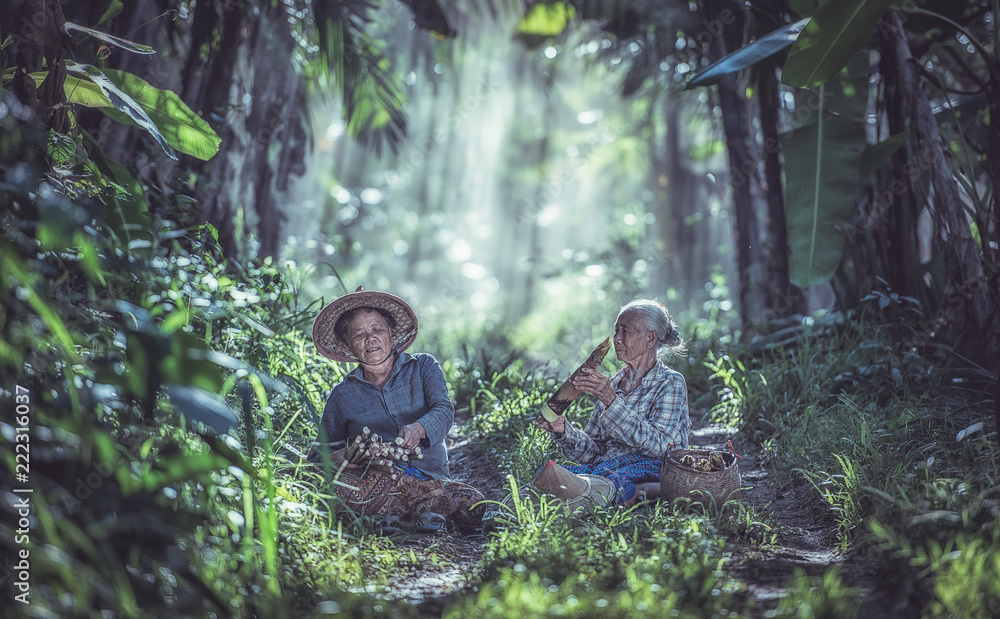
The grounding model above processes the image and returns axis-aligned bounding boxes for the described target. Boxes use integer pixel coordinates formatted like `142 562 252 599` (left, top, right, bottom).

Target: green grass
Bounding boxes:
699 295 1000 616
3 167 996 617
461 481 732 617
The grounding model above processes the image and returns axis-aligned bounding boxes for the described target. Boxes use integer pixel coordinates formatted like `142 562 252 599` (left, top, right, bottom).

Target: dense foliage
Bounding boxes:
2 0 997 617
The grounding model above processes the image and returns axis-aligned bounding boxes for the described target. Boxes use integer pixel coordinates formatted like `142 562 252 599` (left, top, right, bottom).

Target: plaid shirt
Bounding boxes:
316 352 454 478
554 362 690 464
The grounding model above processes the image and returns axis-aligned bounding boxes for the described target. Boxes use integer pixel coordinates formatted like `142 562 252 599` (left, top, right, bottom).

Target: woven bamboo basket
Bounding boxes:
660 448 741 510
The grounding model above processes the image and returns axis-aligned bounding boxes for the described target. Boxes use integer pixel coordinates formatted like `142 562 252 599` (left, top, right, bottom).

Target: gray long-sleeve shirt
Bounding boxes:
316 352 454 478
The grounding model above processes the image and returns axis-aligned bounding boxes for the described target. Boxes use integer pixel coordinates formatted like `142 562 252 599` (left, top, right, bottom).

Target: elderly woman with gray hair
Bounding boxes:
536 299 691 504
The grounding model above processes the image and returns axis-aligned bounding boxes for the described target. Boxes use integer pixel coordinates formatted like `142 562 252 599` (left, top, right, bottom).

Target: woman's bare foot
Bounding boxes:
624 482 663 506
636 482 662 501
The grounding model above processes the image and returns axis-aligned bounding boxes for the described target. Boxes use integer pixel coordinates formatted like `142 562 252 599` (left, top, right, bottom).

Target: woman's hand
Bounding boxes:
571 367 616 407
327 447 359 471
398 421 427 449
535 414 566 434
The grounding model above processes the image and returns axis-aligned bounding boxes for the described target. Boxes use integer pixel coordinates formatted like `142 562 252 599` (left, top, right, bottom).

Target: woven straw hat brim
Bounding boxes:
531 460 588 499
531 461 618 507
561 474 617 509
505 475 617 512
312 289 418 362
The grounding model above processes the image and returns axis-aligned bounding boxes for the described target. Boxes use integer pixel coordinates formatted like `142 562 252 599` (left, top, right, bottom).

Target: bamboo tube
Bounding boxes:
540 336 612 422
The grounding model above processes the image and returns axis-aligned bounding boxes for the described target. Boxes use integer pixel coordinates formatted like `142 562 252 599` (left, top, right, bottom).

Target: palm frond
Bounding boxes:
313 0 407 156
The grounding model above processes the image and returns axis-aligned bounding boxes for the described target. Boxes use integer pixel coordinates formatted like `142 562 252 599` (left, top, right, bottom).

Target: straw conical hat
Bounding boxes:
531 460 617 509
312 286 418 362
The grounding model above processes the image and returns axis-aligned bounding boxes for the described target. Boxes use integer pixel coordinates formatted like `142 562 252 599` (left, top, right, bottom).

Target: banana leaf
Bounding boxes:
30 71 109 107
37 64 221 161
783 101 864 288
65 60 177 159
782 0 894 88
685 18 809 88
101 69 221 161
65 21 155 54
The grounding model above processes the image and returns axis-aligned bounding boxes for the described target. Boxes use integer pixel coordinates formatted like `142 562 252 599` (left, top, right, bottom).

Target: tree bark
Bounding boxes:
661 97 703 293
758 59 805 318
882 12 995 362
714 52 768 327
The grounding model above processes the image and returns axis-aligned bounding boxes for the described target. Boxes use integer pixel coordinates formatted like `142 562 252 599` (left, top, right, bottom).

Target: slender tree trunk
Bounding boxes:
759 60 804 318
714 59 767 326
879 29 926 305
661 97 700 294
882 12 994 360
984 40 1000 393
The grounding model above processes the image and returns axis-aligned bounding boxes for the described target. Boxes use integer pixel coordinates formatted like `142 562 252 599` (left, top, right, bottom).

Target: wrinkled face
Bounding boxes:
345 309 393 365
613 311 655 366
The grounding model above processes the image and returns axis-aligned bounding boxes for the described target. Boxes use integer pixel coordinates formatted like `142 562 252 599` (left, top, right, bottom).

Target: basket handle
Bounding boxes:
726 440 742 459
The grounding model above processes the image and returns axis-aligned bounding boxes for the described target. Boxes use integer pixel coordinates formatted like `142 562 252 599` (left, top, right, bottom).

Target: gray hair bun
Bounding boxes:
618 299 686 357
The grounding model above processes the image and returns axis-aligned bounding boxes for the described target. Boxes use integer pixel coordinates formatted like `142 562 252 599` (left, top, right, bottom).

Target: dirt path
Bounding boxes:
377 435 507 612
689 420 845 610
380 412 859 615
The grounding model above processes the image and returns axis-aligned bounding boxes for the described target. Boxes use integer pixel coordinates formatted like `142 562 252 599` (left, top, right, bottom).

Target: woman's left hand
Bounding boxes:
535 415 566 434
398 421 427 449
571 367 616 407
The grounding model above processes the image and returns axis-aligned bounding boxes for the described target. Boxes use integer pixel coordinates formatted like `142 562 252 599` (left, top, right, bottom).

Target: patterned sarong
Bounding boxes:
332 462 486 529
562 454 661 503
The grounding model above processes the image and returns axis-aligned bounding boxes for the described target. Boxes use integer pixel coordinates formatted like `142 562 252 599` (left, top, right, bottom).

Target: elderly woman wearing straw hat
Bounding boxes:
535 299 691 505
310 286 485 533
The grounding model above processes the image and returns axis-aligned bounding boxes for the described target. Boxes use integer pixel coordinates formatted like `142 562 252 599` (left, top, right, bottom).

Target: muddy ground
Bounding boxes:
376 409 881 616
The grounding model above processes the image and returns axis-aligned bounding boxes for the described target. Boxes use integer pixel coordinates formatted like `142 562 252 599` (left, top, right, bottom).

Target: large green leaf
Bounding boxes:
41 65 221 161
101 69 221 161
29 71 111 107
783 91 864 288
685 18 810 88
65 61 178 160
782 0 894 88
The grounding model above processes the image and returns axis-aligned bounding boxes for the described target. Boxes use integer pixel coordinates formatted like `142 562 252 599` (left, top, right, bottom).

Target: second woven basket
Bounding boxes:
660 448 741 510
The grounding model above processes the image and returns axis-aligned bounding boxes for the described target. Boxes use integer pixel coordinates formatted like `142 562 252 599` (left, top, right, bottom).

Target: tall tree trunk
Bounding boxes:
882 12 995 361
661 97 701 294
988 60 1000 440
713 51 767 326
984 28 1000 401
759 60 805 318
879 33 925 304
